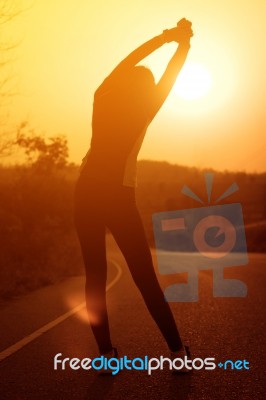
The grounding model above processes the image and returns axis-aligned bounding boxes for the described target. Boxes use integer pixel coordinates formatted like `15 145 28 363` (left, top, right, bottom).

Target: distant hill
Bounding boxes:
135 160 266 252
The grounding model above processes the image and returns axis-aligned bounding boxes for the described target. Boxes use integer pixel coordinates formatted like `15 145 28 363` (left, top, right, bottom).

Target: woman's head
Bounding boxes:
129 66 155 91
119 65 155 109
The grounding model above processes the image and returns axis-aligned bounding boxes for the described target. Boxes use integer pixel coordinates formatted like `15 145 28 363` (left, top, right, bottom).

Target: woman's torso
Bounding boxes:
80 78 150 187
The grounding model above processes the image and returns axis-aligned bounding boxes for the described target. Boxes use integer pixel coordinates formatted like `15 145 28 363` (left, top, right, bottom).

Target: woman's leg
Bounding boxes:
107 189 183 352
74 184 113 354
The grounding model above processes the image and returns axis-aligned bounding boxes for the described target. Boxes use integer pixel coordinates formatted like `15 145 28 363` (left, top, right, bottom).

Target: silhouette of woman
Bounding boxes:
74 19 193 365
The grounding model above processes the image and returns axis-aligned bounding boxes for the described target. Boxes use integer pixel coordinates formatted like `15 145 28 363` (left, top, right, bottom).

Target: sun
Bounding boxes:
174 62 212 100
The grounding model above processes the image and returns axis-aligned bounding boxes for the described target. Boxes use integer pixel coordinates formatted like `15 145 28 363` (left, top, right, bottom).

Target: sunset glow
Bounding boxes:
1 0 265 172
173 63 212 100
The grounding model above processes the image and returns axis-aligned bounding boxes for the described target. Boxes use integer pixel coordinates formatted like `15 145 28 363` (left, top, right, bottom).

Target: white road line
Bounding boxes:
0 259 122 362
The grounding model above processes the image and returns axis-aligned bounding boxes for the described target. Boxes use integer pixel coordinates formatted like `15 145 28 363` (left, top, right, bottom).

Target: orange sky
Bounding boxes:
2 0 266 172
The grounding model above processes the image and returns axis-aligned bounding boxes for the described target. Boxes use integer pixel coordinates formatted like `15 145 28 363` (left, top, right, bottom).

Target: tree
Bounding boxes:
0 0 22 156
15 122 69 172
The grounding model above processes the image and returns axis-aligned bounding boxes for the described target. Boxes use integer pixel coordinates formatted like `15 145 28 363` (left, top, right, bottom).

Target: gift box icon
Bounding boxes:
152 173 248 302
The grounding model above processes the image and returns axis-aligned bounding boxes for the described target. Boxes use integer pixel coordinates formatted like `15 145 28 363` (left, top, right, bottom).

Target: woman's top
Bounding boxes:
80 69 152 187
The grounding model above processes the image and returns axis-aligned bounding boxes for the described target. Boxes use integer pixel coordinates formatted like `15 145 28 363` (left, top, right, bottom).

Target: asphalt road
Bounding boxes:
0 236 265 400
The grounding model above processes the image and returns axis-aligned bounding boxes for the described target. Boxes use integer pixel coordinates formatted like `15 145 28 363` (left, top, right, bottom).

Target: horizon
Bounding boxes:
2 157 266 176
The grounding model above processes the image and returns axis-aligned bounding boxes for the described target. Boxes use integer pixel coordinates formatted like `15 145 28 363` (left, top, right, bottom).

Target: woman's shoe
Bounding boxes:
98 347 119 376
171 345 192 374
